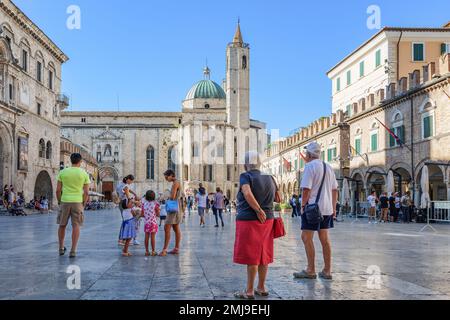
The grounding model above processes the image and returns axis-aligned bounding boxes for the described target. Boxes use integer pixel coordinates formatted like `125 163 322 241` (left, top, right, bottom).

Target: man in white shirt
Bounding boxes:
293 142 338 281
367 191 378 224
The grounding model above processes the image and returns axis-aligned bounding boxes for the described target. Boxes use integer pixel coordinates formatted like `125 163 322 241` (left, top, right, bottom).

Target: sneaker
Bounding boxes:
133 240 140 245
214 225 219 228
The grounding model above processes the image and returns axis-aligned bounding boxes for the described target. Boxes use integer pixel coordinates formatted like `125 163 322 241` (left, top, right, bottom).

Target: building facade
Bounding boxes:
61 24 267 200
0 0 68 207
264 22 450 208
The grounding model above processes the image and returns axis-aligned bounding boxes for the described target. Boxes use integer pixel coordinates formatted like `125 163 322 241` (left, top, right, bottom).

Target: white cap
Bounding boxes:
304 142 321 158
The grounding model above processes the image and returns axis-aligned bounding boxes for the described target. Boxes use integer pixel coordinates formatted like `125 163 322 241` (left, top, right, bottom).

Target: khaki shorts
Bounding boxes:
369 207 376 216
57 203 84 227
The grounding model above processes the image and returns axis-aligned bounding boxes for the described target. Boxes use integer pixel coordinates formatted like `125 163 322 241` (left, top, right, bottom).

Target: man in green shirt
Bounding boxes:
56 153 90 258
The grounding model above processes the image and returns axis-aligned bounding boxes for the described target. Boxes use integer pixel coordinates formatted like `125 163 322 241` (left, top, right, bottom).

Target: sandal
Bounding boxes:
158 250 167 257
293 270 317 279
318 271 333 280
145 252 150 257
168 248 179 255
255 289 270 297
69 251 76 258
59 247 66 256
234 291 255 300
151 251 158 257
122 252 131 257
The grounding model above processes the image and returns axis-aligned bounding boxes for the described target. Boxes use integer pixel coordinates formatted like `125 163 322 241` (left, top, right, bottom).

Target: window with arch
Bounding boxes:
168 146 176 172
370 122 379 152
242 55 247 70
35 51 44 83
38 139 45 158
104 144 112 157
390 111 405 147
420 102 435 139
146 146 155 180
46 141 52 159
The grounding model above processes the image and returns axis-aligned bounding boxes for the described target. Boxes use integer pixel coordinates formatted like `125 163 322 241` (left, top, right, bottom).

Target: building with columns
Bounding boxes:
0 0 69 207
264 22 450 209
61 23 267 200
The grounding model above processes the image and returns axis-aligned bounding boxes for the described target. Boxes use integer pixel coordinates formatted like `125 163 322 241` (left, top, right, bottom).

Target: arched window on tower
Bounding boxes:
242 55 247 70
146 146 155 180
46 141 52 160
39 139 45 158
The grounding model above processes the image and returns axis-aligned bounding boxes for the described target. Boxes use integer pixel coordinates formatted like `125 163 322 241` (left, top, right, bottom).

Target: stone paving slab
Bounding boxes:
1 209 450 300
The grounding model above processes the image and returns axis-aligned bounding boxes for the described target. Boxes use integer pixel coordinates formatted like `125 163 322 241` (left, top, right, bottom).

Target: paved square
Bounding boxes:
1 210 450 300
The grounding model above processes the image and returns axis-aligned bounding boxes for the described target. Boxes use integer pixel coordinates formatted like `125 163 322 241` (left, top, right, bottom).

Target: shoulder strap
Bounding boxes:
315 161 327 204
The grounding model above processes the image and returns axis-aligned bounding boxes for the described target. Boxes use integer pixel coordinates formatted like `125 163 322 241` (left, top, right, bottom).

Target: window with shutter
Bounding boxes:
371 134 378 152
360 61 365 77
375 50 381 67
423 116 433 138
327 149 332 162
336 78 341 92
413 43 424 61
347 70 351 86
355 138 361 155
389 128 395 147
442 43 448 55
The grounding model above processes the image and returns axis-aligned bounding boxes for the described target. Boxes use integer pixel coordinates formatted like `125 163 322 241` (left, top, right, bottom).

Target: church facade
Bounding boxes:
61 24 267 200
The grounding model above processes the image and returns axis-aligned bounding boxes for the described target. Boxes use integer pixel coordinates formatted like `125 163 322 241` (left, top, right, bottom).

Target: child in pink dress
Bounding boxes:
141 190 160 256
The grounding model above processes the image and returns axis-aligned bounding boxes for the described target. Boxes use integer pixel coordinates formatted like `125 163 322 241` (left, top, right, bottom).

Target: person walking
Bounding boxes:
195 188 208 227
233 151 281 300
290 195 298 218
213 187 225 228
159 169 182 256
56 153 90 258
367 191 378 224
379 192 389 223
293 142 338 280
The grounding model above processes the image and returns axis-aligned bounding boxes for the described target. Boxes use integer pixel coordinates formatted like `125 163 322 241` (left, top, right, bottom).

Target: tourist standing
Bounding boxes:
401 191 412 223
187 196 194 216
195 188 208 227
394 192 401 222
233 151 280 300
293 142 338 280
367 191 378 224
159 169 182 256
379 192 389 223
56 153 90 258
116 175 137 245
213 188 225 228
388 193 397 222
142 190 160 257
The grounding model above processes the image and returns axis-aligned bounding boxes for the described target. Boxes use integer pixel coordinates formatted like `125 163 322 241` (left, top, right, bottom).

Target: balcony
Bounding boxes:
56 93 70 108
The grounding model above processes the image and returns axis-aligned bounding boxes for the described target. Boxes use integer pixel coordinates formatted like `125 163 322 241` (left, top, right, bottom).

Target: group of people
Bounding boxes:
194 185 229 228
55 141 340 300
367 190 414 224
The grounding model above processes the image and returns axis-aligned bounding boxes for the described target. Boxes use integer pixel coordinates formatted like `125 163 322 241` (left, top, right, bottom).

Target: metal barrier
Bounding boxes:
420 201 450 232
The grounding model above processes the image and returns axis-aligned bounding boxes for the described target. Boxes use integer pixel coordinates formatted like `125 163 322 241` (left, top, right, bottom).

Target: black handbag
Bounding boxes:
303 161 327 225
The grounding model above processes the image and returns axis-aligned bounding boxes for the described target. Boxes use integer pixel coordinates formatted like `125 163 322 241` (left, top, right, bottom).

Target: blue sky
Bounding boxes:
14 0 450 136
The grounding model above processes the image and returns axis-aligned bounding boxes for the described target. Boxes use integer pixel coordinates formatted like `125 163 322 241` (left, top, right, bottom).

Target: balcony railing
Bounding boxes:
57 93 70 107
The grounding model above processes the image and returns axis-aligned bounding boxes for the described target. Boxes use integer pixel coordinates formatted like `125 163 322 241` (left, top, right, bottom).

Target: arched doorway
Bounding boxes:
351 172 365 210
99 166 119 201
418 165 447 201
391 167 412 195
367 170 386 196
34 171 53 208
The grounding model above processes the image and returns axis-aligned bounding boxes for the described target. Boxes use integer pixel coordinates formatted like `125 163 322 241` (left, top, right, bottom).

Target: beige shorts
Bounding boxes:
369 207 376 216
57 203 84 227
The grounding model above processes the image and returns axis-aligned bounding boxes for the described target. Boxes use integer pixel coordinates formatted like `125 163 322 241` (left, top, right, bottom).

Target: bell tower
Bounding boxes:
226 21 250 129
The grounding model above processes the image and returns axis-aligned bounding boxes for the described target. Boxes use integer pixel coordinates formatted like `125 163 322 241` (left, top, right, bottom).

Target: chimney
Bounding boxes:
398 77 407 94
386 83 396 99
422 65 429 83
409 70 420 89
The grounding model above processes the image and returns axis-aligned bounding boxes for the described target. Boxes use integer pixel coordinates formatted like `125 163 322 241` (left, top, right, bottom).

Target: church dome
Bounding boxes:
185 67 226 100
185 79 226 100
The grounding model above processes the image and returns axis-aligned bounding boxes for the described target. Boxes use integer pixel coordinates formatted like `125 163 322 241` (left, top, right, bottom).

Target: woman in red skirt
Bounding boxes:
233 151 281 300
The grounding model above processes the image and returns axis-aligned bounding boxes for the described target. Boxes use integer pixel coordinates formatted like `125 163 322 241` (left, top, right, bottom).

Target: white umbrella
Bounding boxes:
386 170 395 196
420 166 431 209
340 178 350 207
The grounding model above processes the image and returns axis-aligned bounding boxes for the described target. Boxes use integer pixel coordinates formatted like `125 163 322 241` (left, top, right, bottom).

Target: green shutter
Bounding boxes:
346 105 351 117
375 50 381 67
355 139 361 154
294 159 298 170
321 151 325 161
389 128 395 147
413 43 424 61
336 78 341 92
300 159 304 169
360 61 365 77
423 116 433 138
371 134 378 151
399 125 405 143
327 149 332 162
347 70 351 85
442 43 447 55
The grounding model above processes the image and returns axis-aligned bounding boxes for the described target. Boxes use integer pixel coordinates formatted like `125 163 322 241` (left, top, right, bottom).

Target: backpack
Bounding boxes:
112 191 121 205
